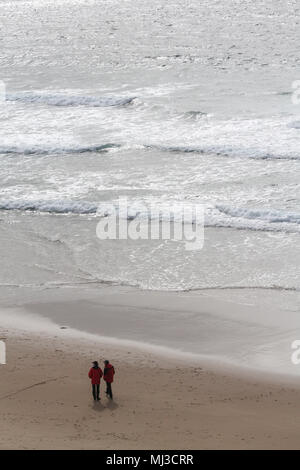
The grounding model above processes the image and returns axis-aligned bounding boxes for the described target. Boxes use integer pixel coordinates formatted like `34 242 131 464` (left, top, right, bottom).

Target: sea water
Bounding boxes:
0 0 300 293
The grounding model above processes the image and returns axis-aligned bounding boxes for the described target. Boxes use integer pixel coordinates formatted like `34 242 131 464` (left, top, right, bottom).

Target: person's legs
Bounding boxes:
92 384 97 400
96 384 100 401
106 382 113 399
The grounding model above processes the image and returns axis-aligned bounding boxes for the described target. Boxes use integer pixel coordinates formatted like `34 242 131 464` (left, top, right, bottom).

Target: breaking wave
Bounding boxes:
0 143 121 155
144 144 300 161
1 142 299 160
1 199 300 233
215 205 300 225
0 200 98 214
6 92 136 107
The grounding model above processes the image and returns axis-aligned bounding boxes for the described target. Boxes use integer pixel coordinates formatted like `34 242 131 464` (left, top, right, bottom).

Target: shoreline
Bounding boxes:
0 284 299 380
1 304 300 387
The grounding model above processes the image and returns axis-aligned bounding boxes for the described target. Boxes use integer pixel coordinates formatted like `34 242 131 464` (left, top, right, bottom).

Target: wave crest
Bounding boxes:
144 144 300 161
1 199 300 233
215 205 300 225
0 200 98 214
6 92 136 107
0 143 120 155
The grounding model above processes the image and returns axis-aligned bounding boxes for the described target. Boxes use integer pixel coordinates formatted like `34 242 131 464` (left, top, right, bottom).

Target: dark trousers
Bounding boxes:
106 382 113 399
92 384 100 400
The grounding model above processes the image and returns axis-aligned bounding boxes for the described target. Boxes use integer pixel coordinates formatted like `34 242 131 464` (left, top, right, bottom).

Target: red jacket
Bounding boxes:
88 366 103 385
104 364 115 383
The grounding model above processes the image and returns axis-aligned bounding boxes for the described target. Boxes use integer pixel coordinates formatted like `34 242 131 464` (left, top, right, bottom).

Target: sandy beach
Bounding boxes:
1 288 300 450
1 328 300 450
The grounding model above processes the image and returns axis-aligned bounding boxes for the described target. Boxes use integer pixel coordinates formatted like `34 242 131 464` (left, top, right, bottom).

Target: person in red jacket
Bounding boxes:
88 361 103 401
103 360 115 399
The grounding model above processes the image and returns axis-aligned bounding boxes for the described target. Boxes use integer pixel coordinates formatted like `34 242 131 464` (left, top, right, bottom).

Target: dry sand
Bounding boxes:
1 326 300 450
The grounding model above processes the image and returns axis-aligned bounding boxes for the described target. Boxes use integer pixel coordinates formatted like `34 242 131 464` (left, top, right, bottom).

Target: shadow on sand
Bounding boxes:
92 399 118 411
106 399 118 410
92 400 105 411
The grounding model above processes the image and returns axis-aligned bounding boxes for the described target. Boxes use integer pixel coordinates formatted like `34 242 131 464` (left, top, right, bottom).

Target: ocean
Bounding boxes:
1 0 300 294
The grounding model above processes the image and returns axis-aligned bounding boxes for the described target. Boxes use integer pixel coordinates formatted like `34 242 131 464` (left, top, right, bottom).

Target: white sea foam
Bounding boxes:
215 205 300 225
207 206 300 233
1 199 299 234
